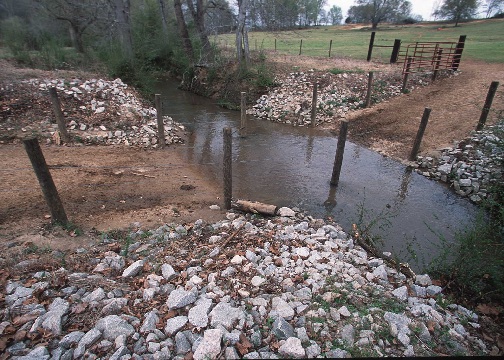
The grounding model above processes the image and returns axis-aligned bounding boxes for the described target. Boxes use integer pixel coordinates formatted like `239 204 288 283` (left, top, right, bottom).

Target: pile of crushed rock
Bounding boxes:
248 69 444 127
0 78 185 148
1 209 493 359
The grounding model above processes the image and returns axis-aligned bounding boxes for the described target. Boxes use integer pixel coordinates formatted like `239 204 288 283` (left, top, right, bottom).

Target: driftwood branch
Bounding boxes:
232 200 278 216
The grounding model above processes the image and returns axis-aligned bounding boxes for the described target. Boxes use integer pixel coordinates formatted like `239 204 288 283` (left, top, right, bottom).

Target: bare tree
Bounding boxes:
173 0 194 62
157 0 169 36
112 0 133 59
236 0 249 65
33 0 107 53
186 0 211 55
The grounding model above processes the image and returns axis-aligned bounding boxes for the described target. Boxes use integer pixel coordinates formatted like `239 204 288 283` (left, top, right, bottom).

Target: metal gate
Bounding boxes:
397 39 465 75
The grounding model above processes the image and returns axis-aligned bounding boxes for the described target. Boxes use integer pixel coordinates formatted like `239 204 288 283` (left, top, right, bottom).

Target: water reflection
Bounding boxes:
156 78 477 271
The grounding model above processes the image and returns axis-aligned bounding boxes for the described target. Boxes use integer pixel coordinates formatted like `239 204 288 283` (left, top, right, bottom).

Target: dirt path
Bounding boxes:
341 61 504 160
0 144 224 246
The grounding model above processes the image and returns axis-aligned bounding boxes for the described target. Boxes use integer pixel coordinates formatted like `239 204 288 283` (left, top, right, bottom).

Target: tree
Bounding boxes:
433 0 479 26
173 0 194 61
112 0 133 59
236 0 250 65
349 0 412 29
483 0 504 17
33 0 109 53
328 5 343 25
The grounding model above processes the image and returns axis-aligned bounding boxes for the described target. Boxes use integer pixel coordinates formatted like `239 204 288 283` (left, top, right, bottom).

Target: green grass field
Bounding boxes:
216 19 504 63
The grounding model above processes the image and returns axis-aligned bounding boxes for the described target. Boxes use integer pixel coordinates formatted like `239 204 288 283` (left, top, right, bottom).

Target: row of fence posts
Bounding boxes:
223 79 500 208
25 79 500 219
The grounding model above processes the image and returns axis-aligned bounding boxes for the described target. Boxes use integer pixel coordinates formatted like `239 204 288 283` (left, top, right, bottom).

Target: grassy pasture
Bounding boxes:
216 19 504 63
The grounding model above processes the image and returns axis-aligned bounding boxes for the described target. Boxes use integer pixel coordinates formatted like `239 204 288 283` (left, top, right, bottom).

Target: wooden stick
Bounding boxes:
49 87 70 143
233 200 277 216
223 127 232 210
23 138 68 225
330 120 348 186
240 92 247 137
155 94 166 148
409 108 431 161
311 83 318 128
365 71 374 108
476 81 499 131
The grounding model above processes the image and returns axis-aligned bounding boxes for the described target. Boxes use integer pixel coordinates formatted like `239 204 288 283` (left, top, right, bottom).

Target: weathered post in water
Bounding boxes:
240 92 247 137
155 94 166 148
330 120 348 187
409 108 431 161
223 127 232 210
311 83 318 128
23 138 68 225
476 81 499 131
49 87 70 143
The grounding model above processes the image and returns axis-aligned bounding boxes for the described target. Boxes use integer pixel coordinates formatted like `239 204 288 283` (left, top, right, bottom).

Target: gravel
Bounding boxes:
0 208 491 358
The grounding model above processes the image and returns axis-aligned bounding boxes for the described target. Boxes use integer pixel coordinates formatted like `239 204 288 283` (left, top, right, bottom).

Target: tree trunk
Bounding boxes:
68 23 85 53
113 0 134 60
236 0 250 65
186 0 211 59
157 0 169 36
173 0 194 62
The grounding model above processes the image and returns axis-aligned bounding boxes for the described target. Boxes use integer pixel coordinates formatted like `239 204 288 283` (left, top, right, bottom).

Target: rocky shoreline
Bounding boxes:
413 123 503 204
1 209 494 359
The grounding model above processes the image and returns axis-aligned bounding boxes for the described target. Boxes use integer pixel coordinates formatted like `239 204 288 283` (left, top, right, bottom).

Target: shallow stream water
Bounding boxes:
155 79 478 271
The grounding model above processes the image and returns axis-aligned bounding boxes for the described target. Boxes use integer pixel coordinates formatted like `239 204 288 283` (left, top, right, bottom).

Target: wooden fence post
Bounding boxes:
311 83 318 128
409 108 431 161
240 92 247 137
476 81 499 131
328 39 333 58
402 57 413 93
155 94 166 148
23 138 68 225
48 87 70 143
432 49 443 81
390 39 401 63
299 39 303 55
451 35 466 71
365 71 374 108
223 127 232 210
367 31 376 62
330 120 348 187
275 38 277 51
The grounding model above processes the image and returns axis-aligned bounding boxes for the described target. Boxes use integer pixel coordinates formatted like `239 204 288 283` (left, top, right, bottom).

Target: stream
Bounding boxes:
156 79 478 272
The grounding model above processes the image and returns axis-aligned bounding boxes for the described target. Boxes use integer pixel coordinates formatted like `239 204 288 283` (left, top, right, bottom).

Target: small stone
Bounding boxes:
193 328 223 360
167 288 197 309
277 207 295 217
392 286 408 301
251 276 267 287
426 285 443 296
95 315 135 340
278 337 305 358
415 274 432 286
161 264 177 281
165 316 188 336
272 317 295 340
122 260 144 278
338 306 351 317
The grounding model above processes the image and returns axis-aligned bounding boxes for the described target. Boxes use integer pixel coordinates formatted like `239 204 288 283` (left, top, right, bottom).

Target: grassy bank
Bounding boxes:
216 19 504 63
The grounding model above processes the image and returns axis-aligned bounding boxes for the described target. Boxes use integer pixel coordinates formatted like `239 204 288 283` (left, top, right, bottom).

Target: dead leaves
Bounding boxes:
236 333 253 356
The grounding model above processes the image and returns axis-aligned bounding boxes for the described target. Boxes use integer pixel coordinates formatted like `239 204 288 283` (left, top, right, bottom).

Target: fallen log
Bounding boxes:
233 200 278 216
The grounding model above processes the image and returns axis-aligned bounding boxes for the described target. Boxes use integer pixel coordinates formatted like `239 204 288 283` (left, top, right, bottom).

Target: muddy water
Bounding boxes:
156 79 478 271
